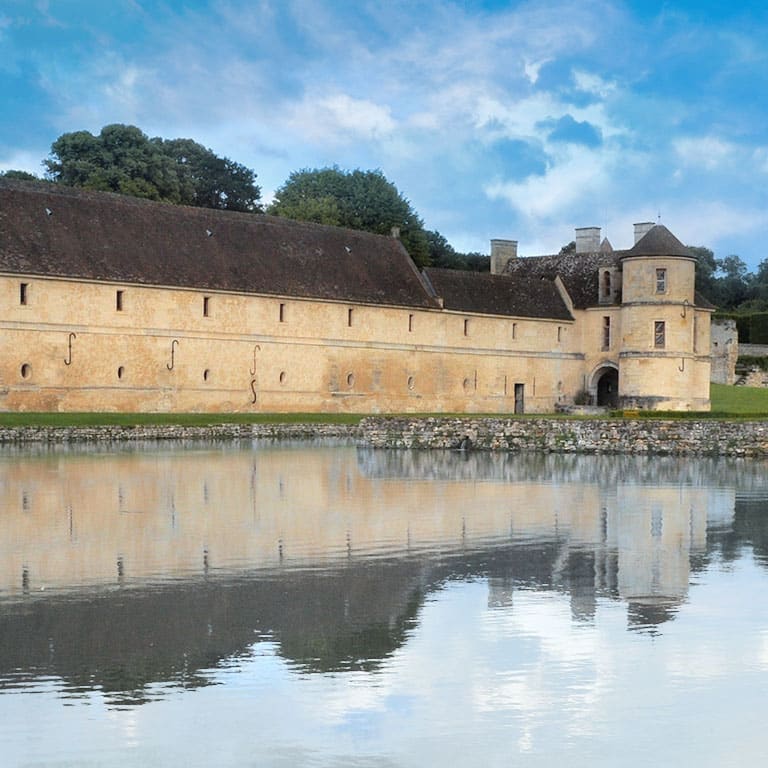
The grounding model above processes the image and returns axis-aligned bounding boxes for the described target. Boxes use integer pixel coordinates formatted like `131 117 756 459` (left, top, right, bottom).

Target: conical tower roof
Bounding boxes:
623 224 693 258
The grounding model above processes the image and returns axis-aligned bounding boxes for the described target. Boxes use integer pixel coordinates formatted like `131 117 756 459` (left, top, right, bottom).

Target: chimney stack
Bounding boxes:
633 222 655 244
575 227 601 254
490 239 518 274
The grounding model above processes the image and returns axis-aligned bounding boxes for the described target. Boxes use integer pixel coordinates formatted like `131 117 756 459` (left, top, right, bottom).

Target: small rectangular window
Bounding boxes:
557 326 562 343
512 322 517 340
116 290 124 312
203 296 210 317
654 320 665 348
656 268 667 294
408 313 413 332
348 307 354 327
602 316 611 350
19 283 28 305
463 318 469 336
279 303 286 323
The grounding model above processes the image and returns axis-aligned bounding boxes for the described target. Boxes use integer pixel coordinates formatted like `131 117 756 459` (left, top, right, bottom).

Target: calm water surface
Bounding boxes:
1 443 767 767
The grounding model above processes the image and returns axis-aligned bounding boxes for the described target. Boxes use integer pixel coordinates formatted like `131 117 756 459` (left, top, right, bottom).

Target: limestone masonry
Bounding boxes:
0 418 766 456
1 179 712 413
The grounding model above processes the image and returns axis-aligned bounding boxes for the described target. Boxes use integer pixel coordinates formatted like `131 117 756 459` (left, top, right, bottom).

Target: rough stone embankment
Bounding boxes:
0 417 767 457
358 417 768 457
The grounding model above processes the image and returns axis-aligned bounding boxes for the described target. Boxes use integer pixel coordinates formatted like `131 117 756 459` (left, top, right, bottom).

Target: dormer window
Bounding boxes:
602 270 611 299
656 268 667 294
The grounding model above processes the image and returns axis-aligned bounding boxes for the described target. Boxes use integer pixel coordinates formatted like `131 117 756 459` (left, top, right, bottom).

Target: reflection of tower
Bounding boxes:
609 485 716 630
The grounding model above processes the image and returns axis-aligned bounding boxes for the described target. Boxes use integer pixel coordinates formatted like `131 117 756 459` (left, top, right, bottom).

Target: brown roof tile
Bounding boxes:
503 250 621 310
422 267 573 320
0 179 439 309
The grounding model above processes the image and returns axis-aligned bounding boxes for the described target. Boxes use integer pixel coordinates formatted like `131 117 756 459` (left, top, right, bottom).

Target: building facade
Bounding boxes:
0 179 712 413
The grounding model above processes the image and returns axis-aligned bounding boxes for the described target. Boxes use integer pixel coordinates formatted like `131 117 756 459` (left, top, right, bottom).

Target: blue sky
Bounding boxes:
2 0 768 268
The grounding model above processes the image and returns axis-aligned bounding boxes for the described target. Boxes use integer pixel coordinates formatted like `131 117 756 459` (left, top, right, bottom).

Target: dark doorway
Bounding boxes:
596 369 619 408
514 383 525 414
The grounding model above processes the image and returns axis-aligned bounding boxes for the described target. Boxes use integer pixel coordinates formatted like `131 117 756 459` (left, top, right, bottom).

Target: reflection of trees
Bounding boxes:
356 449 768 490
706 493 768 566
4 487 765 707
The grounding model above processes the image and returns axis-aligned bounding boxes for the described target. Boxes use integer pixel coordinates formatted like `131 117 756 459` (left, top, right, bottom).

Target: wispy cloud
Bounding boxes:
2 0 768 266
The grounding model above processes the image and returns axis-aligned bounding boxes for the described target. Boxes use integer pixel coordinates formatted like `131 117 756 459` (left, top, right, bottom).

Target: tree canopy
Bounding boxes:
0 169 39 181
44 124 261 212
269 167 430 267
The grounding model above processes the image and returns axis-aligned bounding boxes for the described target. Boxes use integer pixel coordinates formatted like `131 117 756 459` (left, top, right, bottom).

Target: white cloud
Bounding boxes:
287 92 396 146
0 150 44 175
524 57 551 85
484 144 615 220
573 69 618 98
674 136 738 170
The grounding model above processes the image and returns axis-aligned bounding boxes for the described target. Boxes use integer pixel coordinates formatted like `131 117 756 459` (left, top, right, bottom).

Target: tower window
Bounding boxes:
408 313 414 332
602 316 611 350
116 290 124 311
19 283 28 305
203 296 210 317
656 268 667 294
602 270 611 299
348 308 354 327
464 318 470 336
654 321 666 348
279 303 286 323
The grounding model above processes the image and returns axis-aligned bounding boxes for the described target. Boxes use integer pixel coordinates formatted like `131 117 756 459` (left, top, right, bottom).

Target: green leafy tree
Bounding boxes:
44 124 261 211
153 137 261 212
269 167 430 266
0 169 40 181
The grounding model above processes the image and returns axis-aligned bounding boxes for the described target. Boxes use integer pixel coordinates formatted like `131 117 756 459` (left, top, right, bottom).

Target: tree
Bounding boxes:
269 167 430 267
44 124 261 211
153 137 260 212
0 170 39 181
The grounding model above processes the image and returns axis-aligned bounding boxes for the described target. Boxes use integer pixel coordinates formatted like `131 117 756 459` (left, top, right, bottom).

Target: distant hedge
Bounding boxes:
714 312 768 344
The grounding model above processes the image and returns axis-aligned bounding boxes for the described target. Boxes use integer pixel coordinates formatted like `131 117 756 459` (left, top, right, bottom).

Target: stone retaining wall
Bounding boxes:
1 417 768 457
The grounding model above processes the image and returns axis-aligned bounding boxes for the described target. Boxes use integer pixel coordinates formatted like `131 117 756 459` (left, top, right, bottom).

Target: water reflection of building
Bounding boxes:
0 445 762 703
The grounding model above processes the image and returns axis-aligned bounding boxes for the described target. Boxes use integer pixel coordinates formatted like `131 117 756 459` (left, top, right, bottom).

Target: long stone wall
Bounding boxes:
1 417 768 457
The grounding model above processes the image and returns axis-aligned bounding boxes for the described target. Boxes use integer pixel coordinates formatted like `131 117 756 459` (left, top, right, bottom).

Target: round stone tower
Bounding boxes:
618 225 711 411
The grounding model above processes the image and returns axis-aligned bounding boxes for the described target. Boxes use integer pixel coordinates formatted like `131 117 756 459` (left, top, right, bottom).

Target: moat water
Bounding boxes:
1 443 767 767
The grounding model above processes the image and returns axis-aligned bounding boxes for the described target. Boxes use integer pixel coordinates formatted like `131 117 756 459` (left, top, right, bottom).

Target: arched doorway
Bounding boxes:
595 367 619 408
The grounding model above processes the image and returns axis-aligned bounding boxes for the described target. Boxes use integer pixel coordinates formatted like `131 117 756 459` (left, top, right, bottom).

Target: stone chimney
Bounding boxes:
575 227 601 254
633 221 655 244
490 239 518 274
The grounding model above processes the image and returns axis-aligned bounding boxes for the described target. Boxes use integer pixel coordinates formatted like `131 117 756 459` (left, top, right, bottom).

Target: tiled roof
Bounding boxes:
0 179 440 309
624 225 693 258
422 267 573 320
503 225 698 309
503 250 621 310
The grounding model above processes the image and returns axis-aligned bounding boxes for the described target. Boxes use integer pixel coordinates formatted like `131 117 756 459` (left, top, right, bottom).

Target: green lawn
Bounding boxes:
709 383 768 416
1 384 767 427
0 411 365 428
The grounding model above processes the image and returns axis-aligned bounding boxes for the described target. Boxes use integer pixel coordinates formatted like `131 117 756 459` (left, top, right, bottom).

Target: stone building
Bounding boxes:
0 179 712 413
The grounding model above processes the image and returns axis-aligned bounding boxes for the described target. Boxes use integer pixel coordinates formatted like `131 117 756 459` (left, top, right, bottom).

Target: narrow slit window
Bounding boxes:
408 313 414 333
116 290 124 312
19 283 28 305
512 322 517 340
203 296 210 317
654 320 666 348
602 316 611 350
348 308 354 327
656 268 667 294
463 318 469 336
557 326 562 343
279 303 286 323
602 270 611 299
